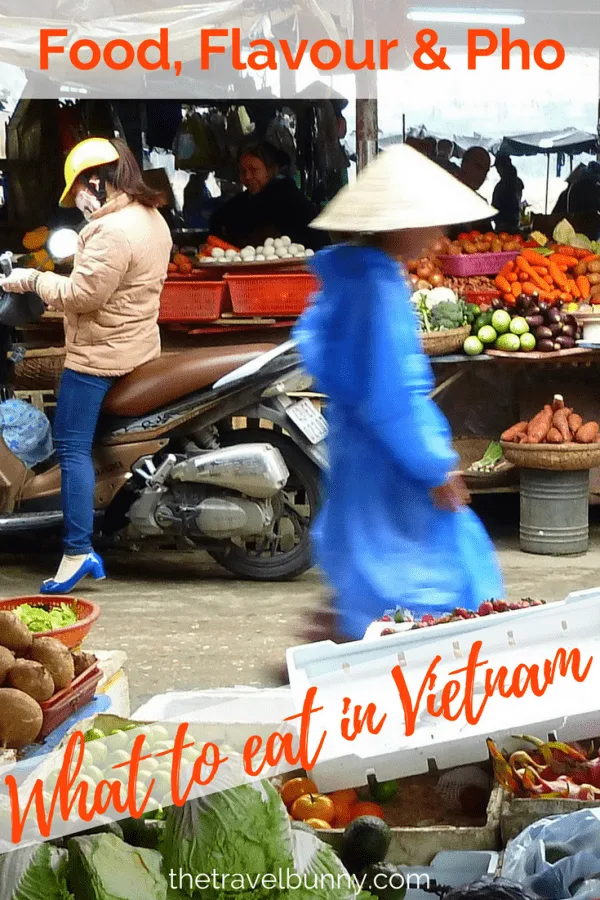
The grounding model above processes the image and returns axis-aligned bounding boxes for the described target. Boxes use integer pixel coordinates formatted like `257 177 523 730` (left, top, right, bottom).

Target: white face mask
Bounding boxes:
74 188 101 221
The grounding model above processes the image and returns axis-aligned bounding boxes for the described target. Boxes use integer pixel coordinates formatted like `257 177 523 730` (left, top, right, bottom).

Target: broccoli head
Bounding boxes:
431 301 464 330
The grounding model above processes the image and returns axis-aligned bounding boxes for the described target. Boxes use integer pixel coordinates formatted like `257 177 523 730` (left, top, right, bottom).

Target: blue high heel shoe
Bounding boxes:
40 552 106 595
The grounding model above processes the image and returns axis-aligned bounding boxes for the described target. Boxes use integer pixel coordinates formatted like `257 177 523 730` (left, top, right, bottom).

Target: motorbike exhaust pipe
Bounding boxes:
0 511 64 532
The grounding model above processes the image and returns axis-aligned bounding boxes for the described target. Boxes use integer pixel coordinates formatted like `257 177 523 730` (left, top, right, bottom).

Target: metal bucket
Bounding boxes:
520 468 589 556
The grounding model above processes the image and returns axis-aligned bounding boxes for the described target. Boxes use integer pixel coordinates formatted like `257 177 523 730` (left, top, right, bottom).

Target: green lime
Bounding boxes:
509 316 529 336
520 332 536 352
491 310 511 334
474 311 493 331
478 325 498 345
495 332 521 352
463 336 484 356
370 779 399 803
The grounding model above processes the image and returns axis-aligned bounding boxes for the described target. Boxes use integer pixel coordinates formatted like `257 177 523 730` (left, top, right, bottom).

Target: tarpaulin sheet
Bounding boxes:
499 129 598 157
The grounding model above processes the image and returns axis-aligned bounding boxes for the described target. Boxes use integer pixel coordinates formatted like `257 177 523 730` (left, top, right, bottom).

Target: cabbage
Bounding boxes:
0 843 73 900
161 782 294 899
553 219 593 251
161 782 359 899
67 833 167 900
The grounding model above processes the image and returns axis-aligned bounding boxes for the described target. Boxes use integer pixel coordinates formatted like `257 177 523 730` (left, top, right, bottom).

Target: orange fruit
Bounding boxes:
305 817 331 830
281 777 318 809
333 806 355 828
348 801 385 821
328 789 358 807
291 793 335 824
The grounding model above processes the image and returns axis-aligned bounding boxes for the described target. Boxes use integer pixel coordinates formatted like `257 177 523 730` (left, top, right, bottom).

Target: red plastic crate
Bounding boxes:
159 280 226 323
438 251 519 277
38 664 102 740
224 273 318 317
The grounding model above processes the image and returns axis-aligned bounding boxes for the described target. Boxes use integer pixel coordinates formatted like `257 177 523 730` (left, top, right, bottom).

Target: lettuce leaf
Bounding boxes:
553 219 577 246
287 829 358 899
0 843 73 900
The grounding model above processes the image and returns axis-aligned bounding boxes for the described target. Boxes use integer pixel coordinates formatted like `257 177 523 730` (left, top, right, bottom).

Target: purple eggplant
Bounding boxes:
561 324 575 338
546 307 562 325
548 323 562 337
565 314 578 330
526 315 544 329
538 301 550 313
536 339 555 352
535 326 553 341
554 336 576 350
492 297 504 310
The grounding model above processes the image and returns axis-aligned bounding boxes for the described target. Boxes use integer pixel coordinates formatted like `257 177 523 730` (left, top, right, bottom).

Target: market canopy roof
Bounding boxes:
498 130 598 157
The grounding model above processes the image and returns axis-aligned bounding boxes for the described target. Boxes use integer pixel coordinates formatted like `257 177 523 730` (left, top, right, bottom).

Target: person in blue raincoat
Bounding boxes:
293 143 505 643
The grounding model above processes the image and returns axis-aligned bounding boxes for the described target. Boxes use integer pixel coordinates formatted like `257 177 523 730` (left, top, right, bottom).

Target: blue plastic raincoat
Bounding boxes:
293 244 504 640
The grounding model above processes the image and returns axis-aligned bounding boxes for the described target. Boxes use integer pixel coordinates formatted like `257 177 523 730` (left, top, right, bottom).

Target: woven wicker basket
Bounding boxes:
11 348 65 390
501 441 600 471
421 324 471 357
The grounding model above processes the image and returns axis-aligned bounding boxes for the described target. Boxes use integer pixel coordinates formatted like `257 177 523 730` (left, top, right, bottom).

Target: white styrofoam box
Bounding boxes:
132 687 296 750
364 621 414 641
286 587 600 793
95 650 130 718
402 851 498 898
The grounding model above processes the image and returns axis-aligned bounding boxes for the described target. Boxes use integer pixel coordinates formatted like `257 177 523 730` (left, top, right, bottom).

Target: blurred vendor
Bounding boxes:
209 141 328 250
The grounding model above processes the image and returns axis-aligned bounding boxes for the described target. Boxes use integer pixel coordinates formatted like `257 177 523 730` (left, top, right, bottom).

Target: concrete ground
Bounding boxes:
1 495 599 713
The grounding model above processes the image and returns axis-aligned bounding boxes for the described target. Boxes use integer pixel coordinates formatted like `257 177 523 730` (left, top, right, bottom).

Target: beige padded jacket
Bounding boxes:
37 193 173 377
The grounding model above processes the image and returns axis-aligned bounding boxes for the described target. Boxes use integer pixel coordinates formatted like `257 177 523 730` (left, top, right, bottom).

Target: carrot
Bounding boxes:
569 279 581 299
531 265 549 275
507 272 518 283
549 289 563 301
518 272 529 282
495 275 512 293
516 256 531 273
521 281 538 296
511 281 522 298
549 253 578 268
498 260 515 279
503 293 516 306
549 262 568 288
544 275 553 285
560 292 571 302
521 249 547 264
501 422 529 442
557 265 569 273
577 275 591 300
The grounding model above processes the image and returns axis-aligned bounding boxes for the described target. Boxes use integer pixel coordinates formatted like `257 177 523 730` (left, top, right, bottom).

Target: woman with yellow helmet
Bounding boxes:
0 137 172 593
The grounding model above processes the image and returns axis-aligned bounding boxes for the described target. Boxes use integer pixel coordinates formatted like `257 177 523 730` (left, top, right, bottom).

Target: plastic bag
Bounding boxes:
503 809 600 900
0 398 53 468
173 112 222 171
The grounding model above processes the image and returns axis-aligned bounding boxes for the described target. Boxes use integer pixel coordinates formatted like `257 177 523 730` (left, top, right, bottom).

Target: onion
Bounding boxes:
417 264 433 280
409 274 419 286
417 279 432 291
430 272 445 287
407 259 418 273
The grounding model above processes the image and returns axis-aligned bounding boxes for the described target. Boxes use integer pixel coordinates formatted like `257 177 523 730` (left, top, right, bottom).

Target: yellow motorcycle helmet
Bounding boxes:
60 137 120 208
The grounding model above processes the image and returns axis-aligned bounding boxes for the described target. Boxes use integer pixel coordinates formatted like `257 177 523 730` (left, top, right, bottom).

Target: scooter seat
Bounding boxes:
103 344 276 418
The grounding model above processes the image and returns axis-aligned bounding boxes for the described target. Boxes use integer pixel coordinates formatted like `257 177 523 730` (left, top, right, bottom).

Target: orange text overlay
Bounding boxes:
38 27 566 75
5 643 589 844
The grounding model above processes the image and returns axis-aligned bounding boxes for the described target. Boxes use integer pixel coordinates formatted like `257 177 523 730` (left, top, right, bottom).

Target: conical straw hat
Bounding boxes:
311 143 496 232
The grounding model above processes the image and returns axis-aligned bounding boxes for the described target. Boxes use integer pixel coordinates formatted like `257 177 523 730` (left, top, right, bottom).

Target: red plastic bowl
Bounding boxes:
0 597 101 649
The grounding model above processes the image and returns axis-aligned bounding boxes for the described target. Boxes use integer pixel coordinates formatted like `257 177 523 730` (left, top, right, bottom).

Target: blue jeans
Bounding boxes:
54 368 114 554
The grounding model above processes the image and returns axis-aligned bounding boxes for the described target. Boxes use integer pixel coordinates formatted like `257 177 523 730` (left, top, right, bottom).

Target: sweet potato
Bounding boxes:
552 408 571 442
547 427 563 444
576 422 600 444
527 408 553 443
568 413 583 435
501 422 529 442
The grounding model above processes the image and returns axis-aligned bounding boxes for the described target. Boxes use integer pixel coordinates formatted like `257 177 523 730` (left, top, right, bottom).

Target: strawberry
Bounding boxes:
478 601 494 616
453 607 470 619
493 600 509 613
380 628 396 636
380 615 392 622
421 614 436 625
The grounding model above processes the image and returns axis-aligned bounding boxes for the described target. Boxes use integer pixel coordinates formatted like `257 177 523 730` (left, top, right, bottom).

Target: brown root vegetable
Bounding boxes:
527 408 553 443
547 427 563 444
588 274 600 286
0 647 15 685
591 284 600 298
568 413 583 435
576 422 600 444
8 660 54 703
30 637 74 691
575 261 589 277
552 408 571 442
501 422 529 442
0 689 43 749
587 260 600 274
0 612 33 655
72 651 97 679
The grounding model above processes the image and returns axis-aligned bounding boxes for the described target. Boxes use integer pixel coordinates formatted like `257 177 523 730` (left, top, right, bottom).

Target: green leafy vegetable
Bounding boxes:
0 843 73 900
468 441 503 473
553 219 577 246
14 603 77 633
67 833 167 900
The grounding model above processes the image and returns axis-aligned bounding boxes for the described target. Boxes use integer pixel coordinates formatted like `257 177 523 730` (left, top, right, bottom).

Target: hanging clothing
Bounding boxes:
293 244 504 640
